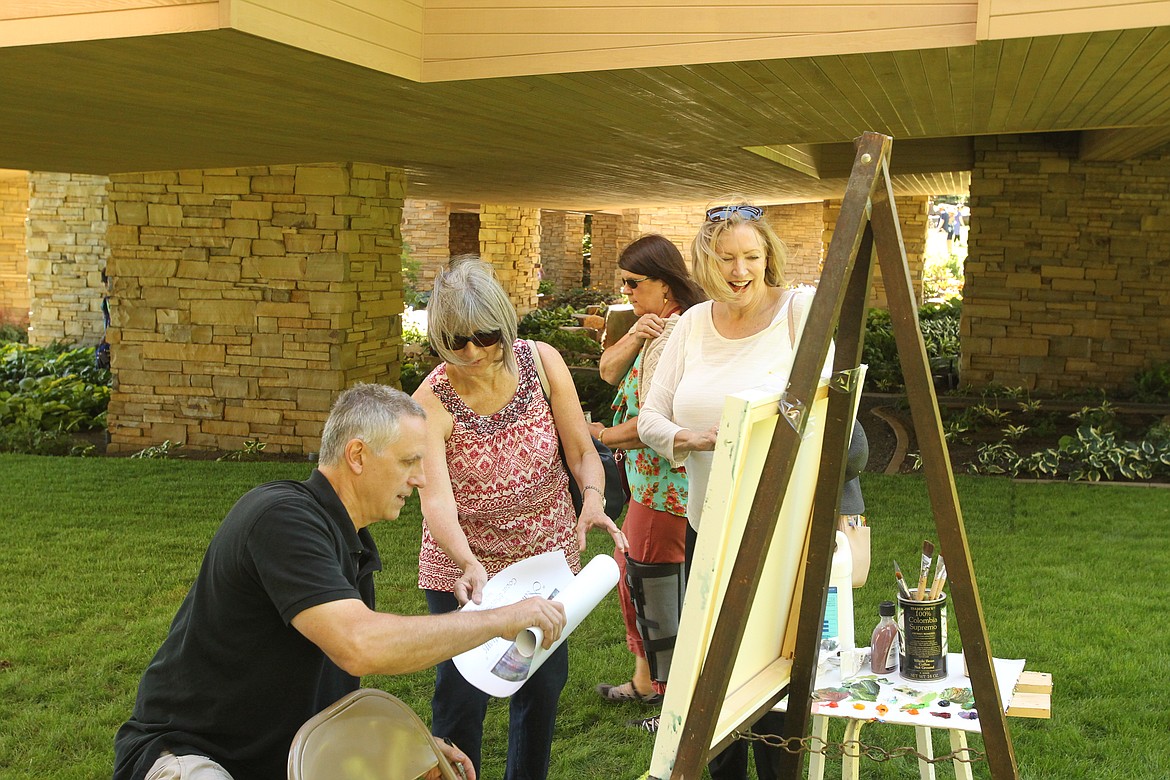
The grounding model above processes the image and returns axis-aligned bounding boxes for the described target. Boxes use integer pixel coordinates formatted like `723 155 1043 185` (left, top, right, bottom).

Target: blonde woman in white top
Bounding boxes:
635 201 831 780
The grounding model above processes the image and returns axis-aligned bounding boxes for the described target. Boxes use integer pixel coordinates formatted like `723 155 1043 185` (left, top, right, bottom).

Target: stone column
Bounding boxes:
105 162 406 455
822 195 929 308
765 202 825 285
479 204 541 315
26 172 110 345
0 171 30 326
623 205 706 270
963 134 1170 394
539 210 586 291
449 212 480 256
589 213 621 291
402 198 450 300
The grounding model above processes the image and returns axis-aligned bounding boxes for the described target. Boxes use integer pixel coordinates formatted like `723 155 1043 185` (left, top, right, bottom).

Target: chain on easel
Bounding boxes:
732 729 987 765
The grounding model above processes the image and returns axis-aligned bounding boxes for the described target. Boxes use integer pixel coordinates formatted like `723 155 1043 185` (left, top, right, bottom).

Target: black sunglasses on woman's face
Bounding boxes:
445 330 503 351
621 276 652 290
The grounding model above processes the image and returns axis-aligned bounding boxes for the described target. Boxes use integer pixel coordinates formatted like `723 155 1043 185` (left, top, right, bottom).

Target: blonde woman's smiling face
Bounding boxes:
715 224 769 308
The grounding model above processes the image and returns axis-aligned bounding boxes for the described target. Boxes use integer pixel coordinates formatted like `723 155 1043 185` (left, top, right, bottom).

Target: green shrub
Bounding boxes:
0 342 111 455
0 323 28 344
0 342 111 386
0 421 82 456
861 300 961 392
571 368 619 424
518 306 603 367
972 423 1170 482
1130 362 1170 403
538 287 621 311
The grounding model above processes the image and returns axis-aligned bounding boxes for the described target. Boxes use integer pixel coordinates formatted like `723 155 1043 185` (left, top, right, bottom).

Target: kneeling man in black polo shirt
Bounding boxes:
113 383 565 780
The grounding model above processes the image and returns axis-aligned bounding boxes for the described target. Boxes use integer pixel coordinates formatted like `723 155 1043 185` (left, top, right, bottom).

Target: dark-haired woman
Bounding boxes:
591 234 706 733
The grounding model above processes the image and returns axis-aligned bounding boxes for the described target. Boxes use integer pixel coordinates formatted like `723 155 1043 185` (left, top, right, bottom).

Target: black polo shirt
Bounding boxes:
113 470 381 780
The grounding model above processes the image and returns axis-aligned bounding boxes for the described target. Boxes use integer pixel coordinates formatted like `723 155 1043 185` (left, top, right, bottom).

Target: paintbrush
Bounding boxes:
927 557 948 601
892 560 913 601
915 540 935 600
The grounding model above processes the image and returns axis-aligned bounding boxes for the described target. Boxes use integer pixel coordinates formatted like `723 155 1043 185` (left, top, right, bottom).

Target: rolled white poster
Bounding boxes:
453 551 619 697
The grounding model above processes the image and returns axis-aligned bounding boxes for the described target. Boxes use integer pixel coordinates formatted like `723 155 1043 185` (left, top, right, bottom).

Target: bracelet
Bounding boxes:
582 484 604 500
598 428 606 445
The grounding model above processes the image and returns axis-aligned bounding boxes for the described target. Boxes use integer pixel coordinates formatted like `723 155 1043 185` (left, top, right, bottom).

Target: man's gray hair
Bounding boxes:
318 383 425 467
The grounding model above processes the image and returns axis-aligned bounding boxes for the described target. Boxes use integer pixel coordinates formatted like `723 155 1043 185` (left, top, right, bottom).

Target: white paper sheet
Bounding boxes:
452 551 619 697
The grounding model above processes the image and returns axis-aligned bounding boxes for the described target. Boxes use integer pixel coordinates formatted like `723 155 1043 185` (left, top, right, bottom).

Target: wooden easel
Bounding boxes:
666 132 1018 779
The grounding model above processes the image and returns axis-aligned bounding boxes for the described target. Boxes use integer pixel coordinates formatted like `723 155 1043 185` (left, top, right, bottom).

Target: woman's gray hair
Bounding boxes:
426 256 519 375
318 383 425 467
691 200 789 304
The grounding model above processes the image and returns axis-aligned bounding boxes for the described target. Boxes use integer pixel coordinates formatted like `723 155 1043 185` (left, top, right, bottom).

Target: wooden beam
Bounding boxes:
1080 125 1170 161
741 144 822 179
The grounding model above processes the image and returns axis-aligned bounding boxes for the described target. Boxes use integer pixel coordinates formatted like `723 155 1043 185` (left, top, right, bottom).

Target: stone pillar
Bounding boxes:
449 212 479 256
105 162 406 455
589 212 621 290
765 202 825 285
963 134 1170 394
622 205 706 269
26 172 110 345
479 204 541 315
402 198 450 300
539 210 586 291
0 171 30 326
822 195 929 308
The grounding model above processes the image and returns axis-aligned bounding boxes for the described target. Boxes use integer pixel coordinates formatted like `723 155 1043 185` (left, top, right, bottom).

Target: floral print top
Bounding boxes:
613 349 688 517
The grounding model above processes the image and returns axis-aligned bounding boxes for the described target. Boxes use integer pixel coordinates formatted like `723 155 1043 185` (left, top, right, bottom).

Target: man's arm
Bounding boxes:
291 596 566 677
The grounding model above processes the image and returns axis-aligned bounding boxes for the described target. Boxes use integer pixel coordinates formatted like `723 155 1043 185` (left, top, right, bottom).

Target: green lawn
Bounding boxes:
1 455 1167 779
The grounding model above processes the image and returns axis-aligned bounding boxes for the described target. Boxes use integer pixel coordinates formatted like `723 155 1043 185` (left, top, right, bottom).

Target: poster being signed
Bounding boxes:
453 551 619 697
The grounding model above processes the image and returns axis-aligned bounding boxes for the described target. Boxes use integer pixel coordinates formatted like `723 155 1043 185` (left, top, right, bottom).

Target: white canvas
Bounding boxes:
648 380 831 779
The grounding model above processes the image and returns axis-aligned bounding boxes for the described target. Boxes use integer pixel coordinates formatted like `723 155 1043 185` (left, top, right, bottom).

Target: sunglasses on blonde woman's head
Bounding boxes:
705 205 764 223
445 330 504 351
621 275 652 290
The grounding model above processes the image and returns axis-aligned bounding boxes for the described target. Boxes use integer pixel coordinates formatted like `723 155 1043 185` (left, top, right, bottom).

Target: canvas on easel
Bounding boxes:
648 381 830 780
645 132 1019 780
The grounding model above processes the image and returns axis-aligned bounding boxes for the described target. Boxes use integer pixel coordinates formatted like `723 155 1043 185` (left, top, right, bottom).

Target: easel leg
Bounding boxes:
914 727 937 780
950 730 974 780
841 720 863 780
807 715 828 780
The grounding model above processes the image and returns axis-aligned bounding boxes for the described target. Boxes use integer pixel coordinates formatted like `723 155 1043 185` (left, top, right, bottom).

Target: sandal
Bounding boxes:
595 680 663 705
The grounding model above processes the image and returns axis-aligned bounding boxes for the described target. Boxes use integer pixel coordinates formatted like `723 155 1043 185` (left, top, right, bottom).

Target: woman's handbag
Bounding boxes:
527 340 629 520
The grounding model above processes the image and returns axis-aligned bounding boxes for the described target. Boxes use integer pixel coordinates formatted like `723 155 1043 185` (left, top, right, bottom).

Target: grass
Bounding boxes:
1 455 1168 779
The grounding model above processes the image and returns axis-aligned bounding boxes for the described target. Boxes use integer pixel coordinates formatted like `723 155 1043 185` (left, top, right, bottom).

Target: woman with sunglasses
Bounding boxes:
589 235 706 732
412 257 627 780
637 201 832 780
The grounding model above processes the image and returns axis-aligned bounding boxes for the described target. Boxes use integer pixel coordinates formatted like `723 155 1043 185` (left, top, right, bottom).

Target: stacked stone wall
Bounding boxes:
539 210 586 291
620 206 706 269
589 213 620 290
765 202 825 286
402 198 450 302
479 205 541 315
0 172 30 325
450 212 479 256
26 172 110 345
822 195 929 308
105 162 405 454
963 134 1170 393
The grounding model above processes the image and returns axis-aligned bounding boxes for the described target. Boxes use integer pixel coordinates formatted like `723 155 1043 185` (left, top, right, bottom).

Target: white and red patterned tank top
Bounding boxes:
418 339 581 592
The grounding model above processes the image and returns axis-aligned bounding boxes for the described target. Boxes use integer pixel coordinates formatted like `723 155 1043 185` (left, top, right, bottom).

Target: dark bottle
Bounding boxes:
871 600 899 674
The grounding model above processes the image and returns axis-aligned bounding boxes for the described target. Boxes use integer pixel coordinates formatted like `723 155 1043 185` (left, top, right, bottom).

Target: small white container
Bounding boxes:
822 531 856 658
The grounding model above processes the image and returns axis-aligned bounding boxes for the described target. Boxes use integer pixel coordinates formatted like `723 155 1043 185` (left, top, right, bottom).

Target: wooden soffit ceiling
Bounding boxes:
3 4 1170 209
